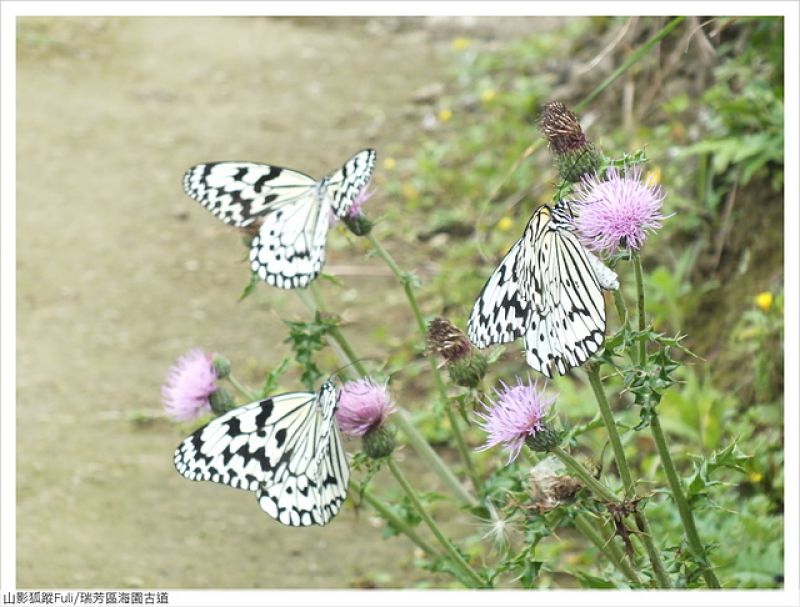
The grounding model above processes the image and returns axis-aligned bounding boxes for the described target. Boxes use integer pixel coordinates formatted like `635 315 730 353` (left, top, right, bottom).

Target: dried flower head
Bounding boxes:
336 378 396 438
161 348 217 422
539 101 601 182
574 166 666 253
475 377 556 464
427 317 488 387
530 456 582 512
539 101 587 155
427 317 472 363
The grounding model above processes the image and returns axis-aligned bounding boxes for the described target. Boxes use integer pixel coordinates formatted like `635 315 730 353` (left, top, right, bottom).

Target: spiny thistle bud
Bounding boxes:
539 101 600 183
524 423 563 453
362 424 396 459
209 387 236 416
342 212 373 236
427 317 488 387
212 354 231 380
448 353 489 389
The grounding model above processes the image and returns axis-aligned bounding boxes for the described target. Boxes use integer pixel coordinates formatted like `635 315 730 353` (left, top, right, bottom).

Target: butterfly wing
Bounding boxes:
248 188 331 289
523 206 609 377
173 391 318 491
183 162 317 227
174 386 350 527
467 238 530 348
323 149 377 217
255 382 350 527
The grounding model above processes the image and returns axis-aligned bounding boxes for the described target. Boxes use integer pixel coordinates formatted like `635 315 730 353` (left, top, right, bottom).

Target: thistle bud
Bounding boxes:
212 354 231 379
447 353 489 389
524 423 563 453
342 212 373 236
362 424 396 459
539 101 600 182
209 387 236 416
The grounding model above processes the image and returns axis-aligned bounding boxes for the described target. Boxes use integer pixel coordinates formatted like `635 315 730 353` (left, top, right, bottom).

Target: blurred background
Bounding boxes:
16 16 784 588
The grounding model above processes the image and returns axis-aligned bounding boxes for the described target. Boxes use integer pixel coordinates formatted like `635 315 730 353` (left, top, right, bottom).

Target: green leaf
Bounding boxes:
238 271 260 301
257 356 292 399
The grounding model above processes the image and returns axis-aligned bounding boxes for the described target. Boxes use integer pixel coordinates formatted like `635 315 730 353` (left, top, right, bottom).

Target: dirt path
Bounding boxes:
16 16 543 588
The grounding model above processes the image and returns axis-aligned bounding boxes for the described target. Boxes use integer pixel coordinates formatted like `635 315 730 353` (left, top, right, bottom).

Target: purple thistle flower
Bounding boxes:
574 167 665 253
346 184 376 219
336 378 396 438
161 348 217 422
475 377 555 464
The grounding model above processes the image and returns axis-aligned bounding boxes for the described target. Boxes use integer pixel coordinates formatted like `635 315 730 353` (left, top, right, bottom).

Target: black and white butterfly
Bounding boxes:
468 200 619 377
174 381 349 527
183 150 376 289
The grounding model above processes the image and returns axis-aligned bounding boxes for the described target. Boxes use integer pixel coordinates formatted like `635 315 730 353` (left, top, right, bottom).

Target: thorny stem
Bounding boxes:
351 479 439 558
296 287 478 508
386 458 487 588
587 360 671 587
586 364 635 495
366 232 483 496
549 446 618 503
574 513 641 586
631 250 648 363
631 253 720 588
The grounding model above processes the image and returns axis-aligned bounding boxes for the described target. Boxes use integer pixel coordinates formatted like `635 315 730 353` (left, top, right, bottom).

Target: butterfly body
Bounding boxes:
183 150 376 288
468 200 618 377
174 381 350 527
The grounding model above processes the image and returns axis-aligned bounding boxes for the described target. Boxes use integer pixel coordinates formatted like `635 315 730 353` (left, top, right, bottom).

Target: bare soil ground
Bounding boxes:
15 16 548 588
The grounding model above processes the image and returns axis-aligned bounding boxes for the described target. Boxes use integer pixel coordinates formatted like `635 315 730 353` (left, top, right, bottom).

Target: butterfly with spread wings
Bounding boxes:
183 149 376 289
174 381 349 527
468 200 619 377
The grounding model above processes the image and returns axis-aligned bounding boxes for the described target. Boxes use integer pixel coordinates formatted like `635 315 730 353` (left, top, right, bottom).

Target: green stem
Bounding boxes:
387 458 487 588
550 446 618 503
296 288 478 508
308 284 368 376
574 513 641 586
631 250 647 364
575 17 686 112
367 232 483 495
631 252 719 588
587 363 672 587
352 480 439 558
227 374 257 401
613 289 629 330
586 364 635 495
650 414 721 588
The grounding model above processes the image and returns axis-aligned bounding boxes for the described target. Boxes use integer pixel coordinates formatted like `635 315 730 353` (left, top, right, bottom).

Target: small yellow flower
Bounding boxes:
402 183 419 200
497 217 514 232
645 167 662 186
749 471 763 483
565 553 581 566
755 291 773 312
481 89 497 103
452 37 471 51
437 108 453 123
383 157 396 170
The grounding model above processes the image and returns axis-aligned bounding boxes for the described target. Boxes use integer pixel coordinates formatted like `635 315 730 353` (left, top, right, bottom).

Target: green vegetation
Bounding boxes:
353 16 784 588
